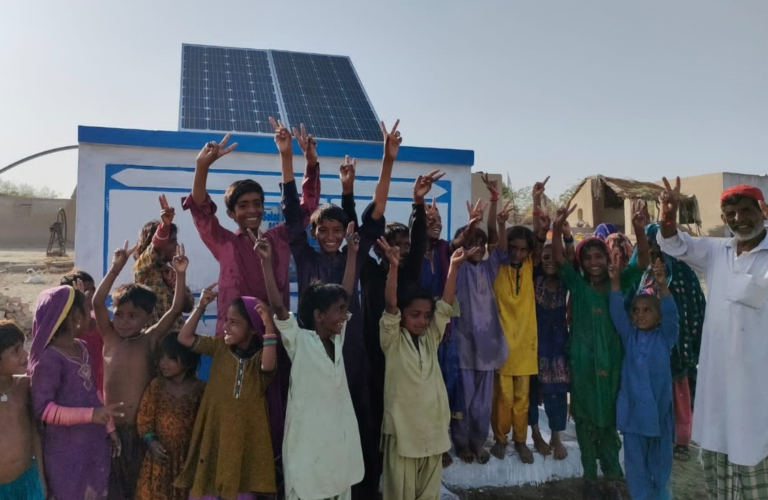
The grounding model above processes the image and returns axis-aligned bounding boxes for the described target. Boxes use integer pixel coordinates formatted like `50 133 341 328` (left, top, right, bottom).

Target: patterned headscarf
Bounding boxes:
606 233 634 266
28 286 77 376
629 223 706 376
594 223 618 241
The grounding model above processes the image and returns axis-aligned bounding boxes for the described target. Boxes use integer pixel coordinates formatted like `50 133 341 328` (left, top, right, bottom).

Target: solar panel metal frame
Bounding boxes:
179 44 382 143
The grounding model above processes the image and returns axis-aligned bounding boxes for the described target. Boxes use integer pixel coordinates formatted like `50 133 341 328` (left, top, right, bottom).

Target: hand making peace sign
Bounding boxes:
196 133 237 170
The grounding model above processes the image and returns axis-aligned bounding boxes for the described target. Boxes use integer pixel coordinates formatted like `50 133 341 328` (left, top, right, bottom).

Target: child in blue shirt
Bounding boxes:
609 256 679 500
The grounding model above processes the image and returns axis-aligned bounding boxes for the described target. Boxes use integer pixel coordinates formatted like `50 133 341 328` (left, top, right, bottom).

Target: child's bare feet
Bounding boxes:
550 431 568 460
441 451 453 468
471 443 491 464
456 446 474 464
532 425 552 456
514 441 535 464
490 441 507 460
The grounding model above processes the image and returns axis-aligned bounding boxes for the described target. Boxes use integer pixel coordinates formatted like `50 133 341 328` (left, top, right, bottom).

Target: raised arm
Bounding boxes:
533 212 551 266
378 238 401 315
192 134 237 206
551 203 576 265
481 174 501 245
342 223 360 297
442 248 466 306
146 245 188 340
659 176 681 239
451 198 486 251
496 201 511 253
255 302 278 373
608 252 633 342
93 241 136 340
532 176 549 236
404 171 441 277
177 284 217 348
632 201 651 269
279 122 314 258
562 218 576 263
653 258 680 348
372 120 402 220
339 155 360 229
269 117 295 184
250 229 289 321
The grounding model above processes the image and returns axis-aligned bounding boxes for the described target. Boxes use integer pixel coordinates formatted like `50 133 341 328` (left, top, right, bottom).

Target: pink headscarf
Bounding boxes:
28 286 77 376
240 296 264 334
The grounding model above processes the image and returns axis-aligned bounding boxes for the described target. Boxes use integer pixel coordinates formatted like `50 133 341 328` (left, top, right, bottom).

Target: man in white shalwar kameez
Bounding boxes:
657 178 768 500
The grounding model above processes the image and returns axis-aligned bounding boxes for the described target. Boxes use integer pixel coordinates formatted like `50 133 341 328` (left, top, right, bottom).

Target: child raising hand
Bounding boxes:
258 224 363 500
378 239 464 500
609 256 679 500
175 276 278 499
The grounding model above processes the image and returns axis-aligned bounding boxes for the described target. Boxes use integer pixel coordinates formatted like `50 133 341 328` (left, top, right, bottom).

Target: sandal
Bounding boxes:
674 445 691 462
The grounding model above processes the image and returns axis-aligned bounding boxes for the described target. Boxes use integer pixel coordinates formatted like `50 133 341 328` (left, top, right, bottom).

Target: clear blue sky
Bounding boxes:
1 0 766 199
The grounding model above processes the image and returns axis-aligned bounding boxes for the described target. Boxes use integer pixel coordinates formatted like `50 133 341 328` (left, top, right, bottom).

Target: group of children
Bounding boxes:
0 117 706 500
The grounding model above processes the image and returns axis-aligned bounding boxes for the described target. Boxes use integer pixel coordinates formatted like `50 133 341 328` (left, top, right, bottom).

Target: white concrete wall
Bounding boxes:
76 140 471 333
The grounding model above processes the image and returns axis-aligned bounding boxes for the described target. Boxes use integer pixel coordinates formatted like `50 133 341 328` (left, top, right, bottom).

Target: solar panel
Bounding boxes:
271 51 382 142
179 44 381 142
180 45 283 134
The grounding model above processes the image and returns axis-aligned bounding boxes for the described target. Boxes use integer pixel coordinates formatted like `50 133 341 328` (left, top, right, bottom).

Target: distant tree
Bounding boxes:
500 177 583 224
0 179 59 198
558 181 582 206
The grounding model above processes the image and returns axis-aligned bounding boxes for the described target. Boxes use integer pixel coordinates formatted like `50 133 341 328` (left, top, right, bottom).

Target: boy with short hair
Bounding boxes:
283 120 401 498
93 241 188 500
0 320 46 499
60 270 104 393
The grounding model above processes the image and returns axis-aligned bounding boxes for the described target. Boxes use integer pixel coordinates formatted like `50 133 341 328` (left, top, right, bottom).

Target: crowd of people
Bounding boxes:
0 118 766 500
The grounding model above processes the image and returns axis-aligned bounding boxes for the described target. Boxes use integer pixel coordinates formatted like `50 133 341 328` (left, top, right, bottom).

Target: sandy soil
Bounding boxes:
0 248 72 313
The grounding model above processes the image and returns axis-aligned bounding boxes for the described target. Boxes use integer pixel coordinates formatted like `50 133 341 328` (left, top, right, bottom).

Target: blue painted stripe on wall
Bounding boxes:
78 125 475 166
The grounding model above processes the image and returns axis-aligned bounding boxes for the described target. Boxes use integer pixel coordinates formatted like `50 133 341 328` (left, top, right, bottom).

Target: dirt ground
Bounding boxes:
0 249 72 316
453 444 706 499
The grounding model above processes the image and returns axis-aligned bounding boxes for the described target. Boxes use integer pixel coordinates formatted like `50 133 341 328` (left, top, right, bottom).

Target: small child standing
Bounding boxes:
175 283 278 499
450 188 511 464
609 257 679 500
378 239 464 500
135 333 205 500
93 241 188 500
0 320 46 499
29 286 124 500
258 225 364 500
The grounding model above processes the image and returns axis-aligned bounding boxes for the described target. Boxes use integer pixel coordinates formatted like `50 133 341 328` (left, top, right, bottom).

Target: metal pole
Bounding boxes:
0 145 79 176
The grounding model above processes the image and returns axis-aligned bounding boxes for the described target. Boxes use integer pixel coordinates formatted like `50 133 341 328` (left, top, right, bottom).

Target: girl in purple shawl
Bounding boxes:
29 286 122 500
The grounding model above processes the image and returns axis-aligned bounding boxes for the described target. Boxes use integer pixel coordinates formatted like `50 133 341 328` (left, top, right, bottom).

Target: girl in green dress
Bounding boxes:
551 203 650 500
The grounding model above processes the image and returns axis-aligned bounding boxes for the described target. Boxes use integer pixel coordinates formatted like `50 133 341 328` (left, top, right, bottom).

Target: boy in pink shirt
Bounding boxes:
182 120 320 492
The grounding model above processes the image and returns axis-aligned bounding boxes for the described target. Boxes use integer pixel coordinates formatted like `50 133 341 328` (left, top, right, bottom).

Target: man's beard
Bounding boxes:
730 222 765 241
